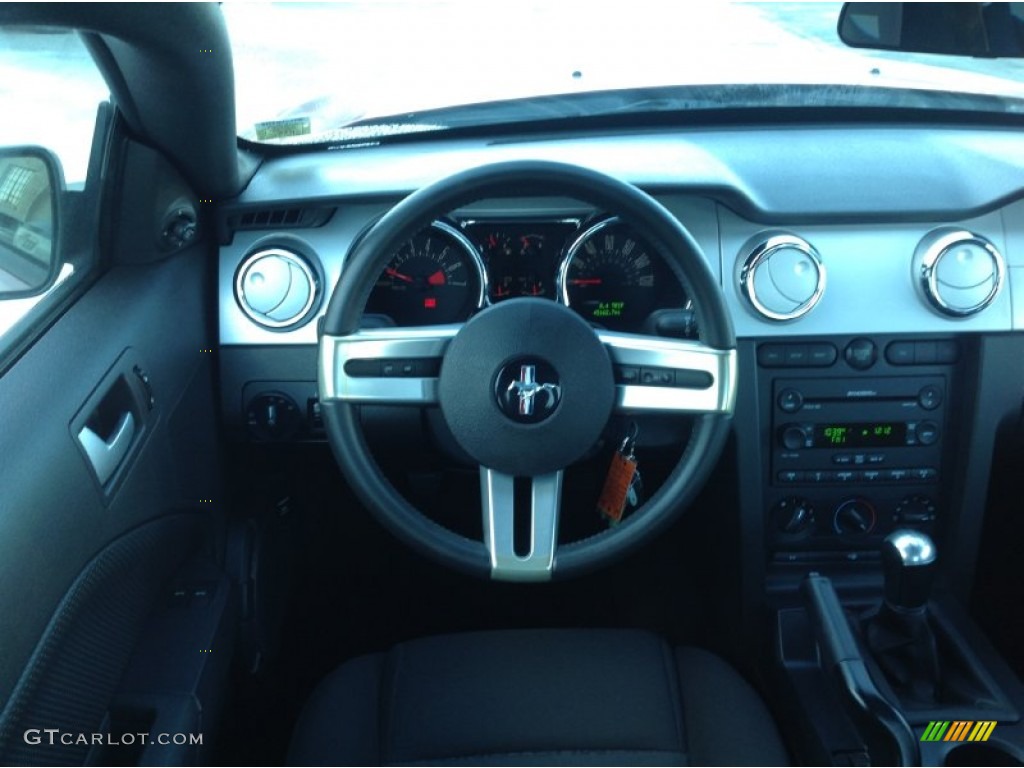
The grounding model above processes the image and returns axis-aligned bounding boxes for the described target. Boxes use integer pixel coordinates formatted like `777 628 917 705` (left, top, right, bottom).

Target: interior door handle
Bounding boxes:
77 411 136 485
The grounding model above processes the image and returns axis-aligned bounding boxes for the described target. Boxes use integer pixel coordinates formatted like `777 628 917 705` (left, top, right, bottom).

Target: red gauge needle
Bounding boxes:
385 267 413 283
569 278 602 286
427 269 447 286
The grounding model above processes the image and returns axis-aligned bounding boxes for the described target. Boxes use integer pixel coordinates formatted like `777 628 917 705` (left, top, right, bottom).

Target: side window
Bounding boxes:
0 27 109 349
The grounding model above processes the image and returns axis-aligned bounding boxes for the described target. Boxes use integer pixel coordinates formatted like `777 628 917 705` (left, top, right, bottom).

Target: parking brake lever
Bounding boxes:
802 572 920 767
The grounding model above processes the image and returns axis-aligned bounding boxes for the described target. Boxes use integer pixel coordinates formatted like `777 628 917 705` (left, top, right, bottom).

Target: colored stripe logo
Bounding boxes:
921 721 997 742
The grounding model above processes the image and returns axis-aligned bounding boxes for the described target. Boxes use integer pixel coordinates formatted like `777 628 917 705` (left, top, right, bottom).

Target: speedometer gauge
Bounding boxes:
366 221 486 326
558 218 658 331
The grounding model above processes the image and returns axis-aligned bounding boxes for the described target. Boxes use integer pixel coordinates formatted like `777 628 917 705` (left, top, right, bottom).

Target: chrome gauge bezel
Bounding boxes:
424 219 490 313
556 216 622 308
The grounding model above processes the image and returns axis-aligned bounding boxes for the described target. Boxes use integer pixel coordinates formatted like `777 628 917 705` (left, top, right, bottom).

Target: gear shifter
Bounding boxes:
881 529 937 612
865 529 941 706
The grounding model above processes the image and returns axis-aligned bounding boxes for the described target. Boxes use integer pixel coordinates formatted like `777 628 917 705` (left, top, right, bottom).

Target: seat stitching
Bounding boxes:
660 639 687 756
381 645 404 766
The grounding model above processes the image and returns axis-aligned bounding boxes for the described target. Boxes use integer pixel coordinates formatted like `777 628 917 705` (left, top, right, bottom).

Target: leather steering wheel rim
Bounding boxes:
319 160 736 581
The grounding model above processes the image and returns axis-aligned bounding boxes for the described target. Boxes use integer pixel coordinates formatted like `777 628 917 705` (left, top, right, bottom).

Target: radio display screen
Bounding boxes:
814 422 906 447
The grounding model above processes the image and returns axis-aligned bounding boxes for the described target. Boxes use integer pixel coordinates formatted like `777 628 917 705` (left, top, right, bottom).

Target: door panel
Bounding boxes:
0 240 223 761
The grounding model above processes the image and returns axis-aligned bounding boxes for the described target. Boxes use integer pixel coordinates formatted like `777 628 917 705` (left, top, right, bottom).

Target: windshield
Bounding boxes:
225 2 1024 146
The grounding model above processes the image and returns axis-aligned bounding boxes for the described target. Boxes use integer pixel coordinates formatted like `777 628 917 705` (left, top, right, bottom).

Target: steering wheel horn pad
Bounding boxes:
438 298 615 477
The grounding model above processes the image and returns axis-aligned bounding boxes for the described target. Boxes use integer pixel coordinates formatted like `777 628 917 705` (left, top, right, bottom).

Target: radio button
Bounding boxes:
833 454 853 465
784 345 809 366
757 344 786 367
777 471 804 484
867 453 886 464
887 469 909 482
918 385 943 410
911 467 938 481
886 341 915 365
808 343 838 366
862 469 883 482
915 341 938 364
845 338 877 370
916 421 940 446
835 470 859 483
777 388 804 413
935 340 959 364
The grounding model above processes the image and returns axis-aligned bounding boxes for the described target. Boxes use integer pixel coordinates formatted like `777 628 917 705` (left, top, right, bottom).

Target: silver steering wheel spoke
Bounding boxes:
319 324 461 405
599 331 737 415
480 467 563 582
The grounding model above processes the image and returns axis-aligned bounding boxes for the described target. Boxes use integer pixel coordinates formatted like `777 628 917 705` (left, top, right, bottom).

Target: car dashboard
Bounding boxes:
218 121 1024 584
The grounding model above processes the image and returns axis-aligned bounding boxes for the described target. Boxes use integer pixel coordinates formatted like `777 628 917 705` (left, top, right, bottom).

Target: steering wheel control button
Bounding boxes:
915 229 1006 317
616 366 640 384
844 338 877 370
739 233 826 322
438 298 614 477
495 360 561 424
235 247 320 329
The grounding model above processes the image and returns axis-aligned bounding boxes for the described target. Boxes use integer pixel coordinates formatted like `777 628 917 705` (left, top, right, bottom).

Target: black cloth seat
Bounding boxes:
288 629 789 766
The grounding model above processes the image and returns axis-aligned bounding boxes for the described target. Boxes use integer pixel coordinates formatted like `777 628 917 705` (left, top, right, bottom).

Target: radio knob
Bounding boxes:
781 424 811 451
777 388 804 413
915 421 940 446
833 498 877 535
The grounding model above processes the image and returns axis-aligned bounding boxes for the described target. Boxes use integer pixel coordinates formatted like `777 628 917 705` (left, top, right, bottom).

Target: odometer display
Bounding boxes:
365 221 484 326
559 218 658 331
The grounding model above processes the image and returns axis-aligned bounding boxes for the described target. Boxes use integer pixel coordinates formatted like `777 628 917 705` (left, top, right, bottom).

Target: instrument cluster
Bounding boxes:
364 216 690 333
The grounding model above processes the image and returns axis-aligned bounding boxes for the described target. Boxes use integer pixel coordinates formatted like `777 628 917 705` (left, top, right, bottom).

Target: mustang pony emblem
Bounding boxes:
505 364 561 417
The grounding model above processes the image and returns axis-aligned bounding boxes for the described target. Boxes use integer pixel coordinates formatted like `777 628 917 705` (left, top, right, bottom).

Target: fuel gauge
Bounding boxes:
480 229 554 302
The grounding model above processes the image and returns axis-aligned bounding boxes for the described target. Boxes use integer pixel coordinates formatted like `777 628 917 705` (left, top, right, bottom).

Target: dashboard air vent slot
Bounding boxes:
228 207 334 232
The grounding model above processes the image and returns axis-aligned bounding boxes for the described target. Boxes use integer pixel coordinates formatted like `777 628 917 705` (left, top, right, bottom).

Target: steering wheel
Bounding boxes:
318 161 736 581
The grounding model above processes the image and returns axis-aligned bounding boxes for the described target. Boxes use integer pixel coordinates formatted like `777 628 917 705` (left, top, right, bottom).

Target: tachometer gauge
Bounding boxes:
558 218 659 331
366 221 486 325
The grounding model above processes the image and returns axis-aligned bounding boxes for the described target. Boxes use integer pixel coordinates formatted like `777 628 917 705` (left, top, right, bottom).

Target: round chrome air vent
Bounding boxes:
915 229 1005 318
235 247 320 329
739 234 825 321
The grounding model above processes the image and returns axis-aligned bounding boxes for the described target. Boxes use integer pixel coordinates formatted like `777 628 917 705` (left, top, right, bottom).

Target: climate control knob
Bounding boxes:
773 497 816 535
833 498 877 535
895 495 937 525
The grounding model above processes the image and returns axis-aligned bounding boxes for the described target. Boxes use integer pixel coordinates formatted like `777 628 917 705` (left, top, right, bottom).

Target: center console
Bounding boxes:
758 336 959 567
750 335 1024 765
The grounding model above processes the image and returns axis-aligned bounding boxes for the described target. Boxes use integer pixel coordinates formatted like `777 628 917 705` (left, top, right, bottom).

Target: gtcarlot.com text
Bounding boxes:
24 729 203 747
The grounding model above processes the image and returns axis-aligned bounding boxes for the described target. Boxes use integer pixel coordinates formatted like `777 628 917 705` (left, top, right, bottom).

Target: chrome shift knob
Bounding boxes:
881 529 936 611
